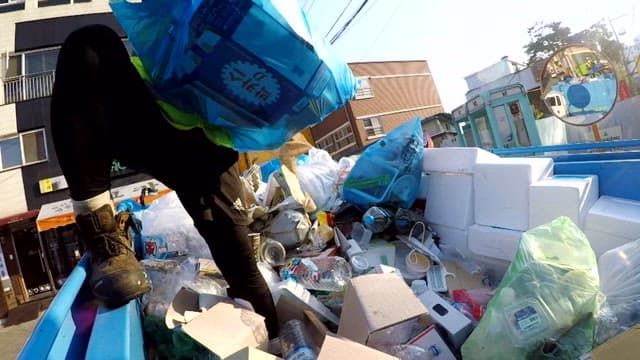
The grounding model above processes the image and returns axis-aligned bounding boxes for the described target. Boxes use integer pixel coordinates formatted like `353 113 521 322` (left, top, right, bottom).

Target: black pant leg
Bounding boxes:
52 24 279 337
177 164 280 338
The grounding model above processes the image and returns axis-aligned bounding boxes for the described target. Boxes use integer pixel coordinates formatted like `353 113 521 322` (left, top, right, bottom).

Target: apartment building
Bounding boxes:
0 0 151 311
311 60 445 158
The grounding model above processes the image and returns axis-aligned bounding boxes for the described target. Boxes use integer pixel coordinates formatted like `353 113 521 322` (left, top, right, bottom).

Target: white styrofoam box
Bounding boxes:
529 175 599 229
417 173 429 200
431 224 510 283
468 224 523 262
429 224 469 257
585 196 640 240
423 147 499 174
584 228 634 258
424 172 474 230
474 157 554 231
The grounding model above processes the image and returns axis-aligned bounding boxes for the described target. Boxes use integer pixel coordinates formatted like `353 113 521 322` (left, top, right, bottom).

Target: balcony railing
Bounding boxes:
2 71 56 105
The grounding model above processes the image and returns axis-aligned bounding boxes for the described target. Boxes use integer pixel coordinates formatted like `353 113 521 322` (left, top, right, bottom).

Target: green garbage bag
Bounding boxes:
461 217 601 360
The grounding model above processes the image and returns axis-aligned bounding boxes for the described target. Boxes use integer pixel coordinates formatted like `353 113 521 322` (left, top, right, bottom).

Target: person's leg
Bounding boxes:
177 164 280 338
51 24 161 307
52 24 278 332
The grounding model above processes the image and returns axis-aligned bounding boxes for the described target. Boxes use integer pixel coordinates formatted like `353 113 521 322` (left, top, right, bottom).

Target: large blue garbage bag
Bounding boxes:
342 117 424 210
110 0 358 151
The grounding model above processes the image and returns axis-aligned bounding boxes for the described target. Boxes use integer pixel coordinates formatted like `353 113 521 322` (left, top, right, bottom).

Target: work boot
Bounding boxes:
76 204 151 307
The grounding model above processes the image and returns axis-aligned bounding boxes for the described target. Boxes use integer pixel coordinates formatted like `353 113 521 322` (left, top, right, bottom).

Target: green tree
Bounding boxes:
523 20 624 65
570 21 625 65
523 21 571 65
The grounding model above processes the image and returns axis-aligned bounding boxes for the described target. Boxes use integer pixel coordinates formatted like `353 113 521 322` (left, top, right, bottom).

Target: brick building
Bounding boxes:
311 60 445 158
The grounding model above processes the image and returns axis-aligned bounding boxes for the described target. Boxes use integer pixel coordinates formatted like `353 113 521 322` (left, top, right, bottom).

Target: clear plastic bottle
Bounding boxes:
279 319 317 360
362 206 394 234
279 256 352 292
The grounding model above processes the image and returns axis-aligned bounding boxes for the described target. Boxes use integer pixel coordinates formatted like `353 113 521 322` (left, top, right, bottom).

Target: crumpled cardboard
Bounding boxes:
276 134 317 213
165 287 269 359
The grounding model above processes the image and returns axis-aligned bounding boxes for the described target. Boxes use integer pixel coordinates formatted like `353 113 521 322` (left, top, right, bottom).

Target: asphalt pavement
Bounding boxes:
0 314 40 360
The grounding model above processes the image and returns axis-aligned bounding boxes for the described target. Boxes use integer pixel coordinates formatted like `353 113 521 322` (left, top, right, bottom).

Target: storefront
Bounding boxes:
35 179 172 292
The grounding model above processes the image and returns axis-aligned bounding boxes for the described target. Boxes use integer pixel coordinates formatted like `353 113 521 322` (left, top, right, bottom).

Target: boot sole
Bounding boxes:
97 281 152 308
93 271 152 308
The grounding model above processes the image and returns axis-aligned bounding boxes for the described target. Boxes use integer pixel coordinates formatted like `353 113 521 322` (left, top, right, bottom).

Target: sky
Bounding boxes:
301 0 639 112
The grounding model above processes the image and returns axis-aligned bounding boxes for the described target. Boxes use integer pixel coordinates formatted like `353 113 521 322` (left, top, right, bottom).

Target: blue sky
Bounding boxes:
301 0 639 112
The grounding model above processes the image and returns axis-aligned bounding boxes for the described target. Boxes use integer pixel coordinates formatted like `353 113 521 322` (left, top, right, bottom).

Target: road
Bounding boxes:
0 315 40 360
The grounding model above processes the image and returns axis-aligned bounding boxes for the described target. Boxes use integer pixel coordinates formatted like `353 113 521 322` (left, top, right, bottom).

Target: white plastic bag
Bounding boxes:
296 148 341 212
596 239 640 344
135 191 212 260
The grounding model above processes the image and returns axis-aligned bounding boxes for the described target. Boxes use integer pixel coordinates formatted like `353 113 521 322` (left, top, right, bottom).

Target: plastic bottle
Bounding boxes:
394 208 428 235
362 206 394 234
279 256 352 292
279 319 317 360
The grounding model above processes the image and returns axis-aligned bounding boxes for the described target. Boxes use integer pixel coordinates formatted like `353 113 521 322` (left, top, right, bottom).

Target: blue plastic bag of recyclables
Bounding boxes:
342 117 424 210
461 217 601 360
109 0 358 151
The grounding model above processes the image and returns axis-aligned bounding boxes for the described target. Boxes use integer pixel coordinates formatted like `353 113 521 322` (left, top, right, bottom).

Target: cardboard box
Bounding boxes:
408 325 456 360
416 290 473 349
529 175 599 229
165 288 269 359
424 172 474 230
422 147 499 174
474 157 553 231
225 347 282 360
337 273 428 346
183 302 269 359
468 224 523 262
318 335 399 360
583 324 640 360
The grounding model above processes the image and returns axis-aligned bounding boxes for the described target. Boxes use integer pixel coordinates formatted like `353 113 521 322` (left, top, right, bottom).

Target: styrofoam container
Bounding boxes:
474 157 554 231
429 224 469 257
431 224 510 283
584 196 640 240
529 175 599 229
424 172 474 230
468 224 523 262
423 147 499 174
584 228 634 258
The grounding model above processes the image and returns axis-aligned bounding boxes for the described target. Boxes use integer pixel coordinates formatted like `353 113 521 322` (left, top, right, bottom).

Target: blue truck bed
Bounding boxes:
18 256 145 359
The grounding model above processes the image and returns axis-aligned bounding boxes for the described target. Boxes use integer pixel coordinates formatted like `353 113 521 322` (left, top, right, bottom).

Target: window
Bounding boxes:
0 129 48 171
363 117 384 137
354 77 374 99
0 137 21 169
316 123 356 156
25 49 59 74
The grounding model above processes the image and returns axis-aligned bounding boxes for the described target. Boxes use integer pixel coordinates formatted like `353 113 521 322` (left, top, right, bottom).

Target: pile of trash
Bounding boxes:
124 119 640 360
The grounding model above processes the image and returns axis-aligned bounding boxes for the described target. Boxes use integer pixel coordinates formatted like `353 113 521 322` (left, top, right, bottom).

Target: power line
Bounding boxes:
325 0 354 40
359 1 403 59
345 0 379 33
306 0 316 14
329 0 370 45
